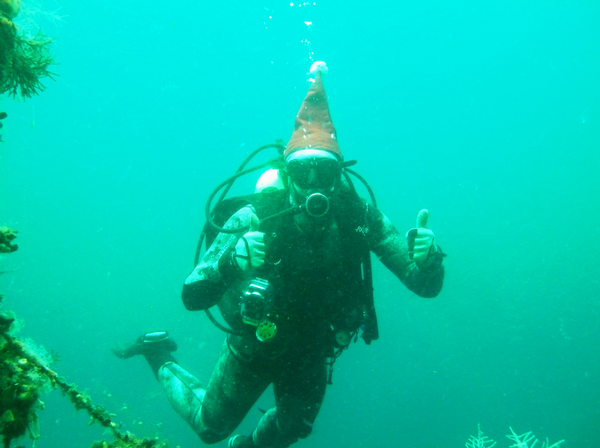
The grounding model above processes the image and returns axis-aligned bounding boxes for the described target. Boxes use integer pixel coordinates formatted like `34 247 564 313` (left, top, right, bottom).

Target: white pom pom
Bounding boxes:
309 61 328 76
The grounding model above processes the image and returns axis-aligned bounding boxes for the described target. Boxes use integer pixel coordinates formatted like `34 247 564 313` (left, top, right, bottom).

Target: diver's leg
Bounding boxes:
231 356 327 448
198 339 272 444
113 333 270 444
156 361 206 431
112 332 205 432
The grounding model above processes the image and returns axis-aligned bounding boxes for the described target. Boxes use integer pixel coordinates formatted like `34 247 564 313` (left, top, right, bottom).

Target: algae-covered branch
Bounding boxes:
1 230 165 448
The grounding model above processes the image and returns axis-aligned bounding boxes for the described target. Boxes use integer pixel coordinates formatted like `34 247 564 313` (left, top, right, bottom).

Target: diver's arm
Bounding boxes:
367 206 444 298
181 207 255 310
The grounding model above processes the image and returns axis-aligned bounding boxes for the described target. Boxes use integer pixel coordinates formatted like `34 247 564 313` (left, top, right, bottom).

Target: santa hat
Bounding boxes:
284 62 342 161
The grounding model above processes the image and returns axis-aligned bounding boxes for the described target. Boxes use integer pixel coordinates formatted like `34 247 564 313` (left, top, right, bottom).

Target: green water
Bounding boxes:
1 1 599 447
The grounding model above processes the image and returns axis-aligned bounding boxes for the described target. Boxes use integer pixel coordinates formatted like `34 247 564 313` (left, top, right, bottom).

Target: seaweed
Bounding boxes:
0 4 57 100
0 227 18 253
1 27 56 98
1 232 167 448
0 312 169 448
0 314 51 448
466 425 565 448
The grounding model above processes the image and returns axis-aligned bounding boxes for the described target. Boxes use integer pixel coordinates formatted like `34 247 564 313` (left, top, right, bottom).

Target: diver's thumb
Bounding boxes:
416 209 429 229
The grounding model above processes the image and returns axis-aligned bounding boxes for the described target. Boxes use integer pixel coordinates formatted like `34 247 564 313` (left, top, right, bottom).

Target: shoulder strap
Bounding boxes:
332 191 379 344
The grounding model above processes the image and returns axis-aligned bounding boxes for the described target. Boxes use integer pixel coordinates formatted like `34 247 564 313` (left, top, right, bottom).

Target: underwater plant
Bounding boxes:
0 312 51 448
0 226 18 253
0 310 169 448
2 237 167 448
466 424 497 448
505 427 564 448
0 0 56 99
466 426 565 448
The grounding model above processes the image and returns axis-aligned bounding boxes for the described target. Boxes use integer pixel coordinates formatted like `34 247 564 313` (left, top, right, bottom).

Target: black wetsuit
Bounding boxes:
181 190 444 446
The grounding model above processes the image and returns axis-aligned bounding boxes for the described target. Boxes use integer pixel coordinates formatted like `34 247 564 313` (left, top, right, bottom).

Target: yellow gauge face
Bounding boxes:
256 321 277 342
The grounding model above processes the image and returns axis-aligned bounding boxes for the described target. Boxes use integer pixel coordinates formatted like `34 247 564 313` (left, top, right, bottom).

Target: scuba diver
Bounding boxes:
112 62 445 448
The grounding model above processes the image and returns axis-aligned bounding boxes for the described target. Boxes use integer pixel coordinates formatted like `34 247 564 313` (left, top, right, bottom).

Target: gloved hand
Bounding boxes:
234 214 265 272
406 209 437 267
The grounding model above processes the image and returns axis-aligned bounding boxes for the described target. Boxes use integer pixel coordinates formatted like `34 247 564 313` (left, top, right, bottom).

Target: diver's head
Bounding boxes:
283 61 343 219
284 149 341 218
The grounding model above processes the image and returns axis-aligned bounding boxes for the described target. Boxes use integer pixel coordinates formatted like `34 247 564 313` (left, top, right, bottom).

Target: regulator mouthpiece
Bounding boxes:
304 192 330 218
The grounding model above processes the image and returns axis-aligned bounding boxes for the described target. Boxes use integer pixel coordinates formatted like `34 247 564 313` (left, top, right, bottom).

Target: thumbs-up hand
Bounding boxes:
234 213 266 272
406 209 437 267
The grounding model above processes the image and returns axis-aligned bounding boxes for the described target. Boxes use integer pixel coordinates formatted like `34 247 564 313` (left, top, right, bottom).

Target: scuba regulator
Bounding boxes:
303 192 330 218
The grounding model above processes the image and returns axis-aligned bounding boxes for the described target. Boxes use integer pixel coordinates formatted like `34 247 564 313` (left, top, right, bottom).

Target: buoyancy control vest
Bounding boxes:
205 187 379 345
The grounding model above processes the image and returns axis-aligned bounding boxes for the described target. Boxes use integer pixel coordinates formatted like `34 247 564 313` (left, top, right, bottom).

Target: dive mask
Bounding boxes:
285 157 340 190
